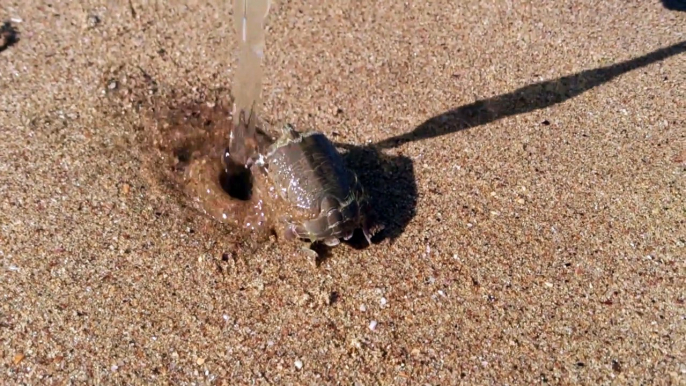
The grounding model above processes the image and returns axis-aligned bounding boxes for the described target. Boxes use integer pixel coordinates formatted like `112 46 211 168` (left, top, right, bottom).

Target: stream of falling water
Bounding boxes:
229 0 271 165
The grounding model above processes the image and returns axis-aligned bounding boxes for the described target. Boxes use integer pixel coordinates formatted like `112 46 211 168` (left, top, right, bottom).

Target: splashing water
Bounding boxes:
229 0 271 165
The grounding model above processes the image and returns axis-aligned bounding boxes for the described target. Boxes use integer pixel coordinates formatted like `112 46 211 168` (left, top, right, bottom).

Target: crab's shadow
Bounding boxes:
337 144 416 248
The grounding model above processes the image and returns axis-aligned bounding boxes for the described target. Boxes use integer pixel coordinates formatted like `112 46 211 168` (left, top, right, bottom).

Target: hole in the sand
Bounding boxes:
174 148 191 164
220 155 253 201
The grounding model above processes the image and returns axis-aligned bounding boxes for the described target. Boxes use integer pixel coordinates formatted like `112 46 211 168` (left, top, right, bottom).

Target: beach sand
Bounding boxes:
1 0 685 384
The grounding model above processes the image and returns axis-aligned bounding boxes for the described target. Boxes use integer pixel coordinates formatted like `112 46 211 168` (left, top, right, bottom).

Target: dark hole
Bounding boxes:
219 152 253 201
329 291 339 305
174 148 190 163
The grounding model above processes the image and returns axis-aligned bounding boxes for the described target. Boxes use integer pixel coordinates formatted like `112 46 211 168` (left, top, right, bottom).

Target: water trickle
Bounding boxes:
228 0 272 165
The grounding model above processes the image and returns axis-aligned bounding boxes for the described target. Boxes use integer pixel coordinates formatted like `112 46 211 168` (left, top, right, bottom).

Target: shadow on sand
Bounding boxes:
662 0 686 11
373 40 685 150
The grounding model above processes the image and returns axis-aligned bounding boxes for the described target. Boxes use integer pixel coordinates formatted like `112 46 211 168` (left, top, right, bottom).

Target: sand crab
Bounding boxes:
225 110 377 252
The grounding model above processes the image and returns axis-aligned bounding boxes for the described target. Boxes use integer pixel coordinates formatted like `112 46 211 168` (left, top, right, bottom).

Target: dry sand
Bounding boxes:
1 0 685 384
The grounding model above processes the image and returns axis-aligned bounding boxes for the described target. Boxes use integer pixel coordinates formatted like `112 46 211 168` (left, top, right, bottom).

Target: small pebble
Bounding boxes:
359 304 366 312
197 357 205 365
13 353 24 365
380 297 387 307
86 14 101 29
369 320 377 331
294 359 303 370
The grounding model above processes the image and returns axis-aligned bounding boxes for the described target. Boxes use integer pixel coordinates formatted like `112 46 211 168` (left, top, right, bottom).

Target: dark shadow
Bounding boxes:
312 242 333 266
374 40 686 150
0 21 19 52
662 0 686 11
338 145 416 245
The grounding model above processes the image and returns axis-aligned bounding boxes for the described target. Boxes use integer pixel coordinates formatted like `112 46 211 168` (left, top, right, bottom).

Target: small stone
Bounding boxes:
380 297 387 307
294 359 303 370
120 183 130 195
108 80 118 90
197 357 205 365
13 353 24 365
86 14 101 29
359 304 366 312
369 320 377 331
